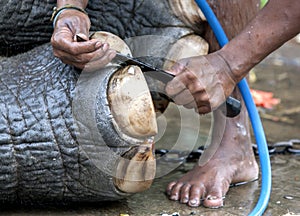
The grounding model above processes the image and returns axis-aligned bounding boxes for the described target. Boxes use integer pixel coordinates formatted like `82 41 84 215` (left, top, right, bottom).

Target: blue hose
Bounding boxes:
194 0 272 215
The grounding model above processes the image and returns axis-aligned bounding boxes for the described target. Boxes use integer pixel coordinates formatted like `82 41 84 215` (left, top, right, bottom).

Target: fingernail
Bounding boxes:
101 43 109 51
95 42 102 49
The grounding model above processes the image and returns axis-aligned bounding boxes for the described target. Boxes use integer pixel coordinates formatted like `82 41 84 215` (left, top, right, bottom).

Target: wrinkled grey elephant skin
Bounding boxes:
0 0 194 204
0 0 193 56
0 44 134 204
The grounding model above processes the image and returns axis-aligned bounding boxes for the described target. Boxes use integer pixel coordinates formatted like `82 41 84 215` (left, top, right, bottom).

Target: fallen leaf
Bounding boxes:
250 89 281 109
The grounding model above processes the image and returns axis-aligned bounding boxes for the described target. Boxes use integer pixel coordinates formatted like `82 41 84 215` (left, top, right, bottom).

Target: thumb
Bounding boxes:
169 59 189 75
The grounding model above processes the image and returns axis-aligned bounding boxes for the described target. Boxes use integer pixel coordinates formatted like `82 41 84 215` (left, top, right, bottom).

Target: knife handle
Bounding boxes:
225 96 241 117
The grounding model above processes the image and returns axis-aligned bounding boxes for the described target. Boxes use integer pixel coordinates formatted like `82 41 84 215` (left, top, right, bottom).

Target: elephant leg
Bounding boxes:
0 31 158 203
166 0 260 208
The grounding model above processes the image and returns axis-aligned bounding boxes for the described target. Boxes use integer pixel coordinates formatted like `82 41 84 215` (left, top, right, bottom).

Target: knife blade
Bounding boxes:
114 52 175 84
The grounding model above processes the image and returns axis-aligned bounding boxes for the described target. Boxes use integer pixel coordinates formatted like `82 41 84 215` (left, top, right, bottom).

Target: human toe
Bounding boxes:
179 184 191 203
203 192 224 208
167 182 183 201
187 186 201 207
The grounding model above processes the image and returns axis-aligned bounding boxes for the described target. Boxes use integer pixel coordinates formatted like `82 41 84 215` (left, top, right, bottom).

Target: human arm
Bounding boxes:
166 0 300 114
51 0 116 70
219 0 300 82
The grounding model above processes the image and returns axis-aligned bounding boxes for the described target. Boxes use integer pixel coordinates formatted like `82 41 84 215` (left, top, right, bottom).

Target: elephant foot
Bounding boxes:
166 105 259 208
114 140 156 193
107 53 157 193
168 0 206 34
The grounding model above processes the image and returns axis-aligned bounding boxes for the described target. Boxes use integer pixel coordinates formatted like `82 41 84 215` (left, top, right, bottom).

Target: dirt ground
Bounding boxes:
0 39 299 216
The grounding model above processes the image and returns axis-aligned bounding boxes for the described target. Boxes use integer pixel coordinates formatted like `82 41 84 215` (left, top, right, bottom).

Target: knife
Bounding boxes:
113 52 241 117
114 52 175 84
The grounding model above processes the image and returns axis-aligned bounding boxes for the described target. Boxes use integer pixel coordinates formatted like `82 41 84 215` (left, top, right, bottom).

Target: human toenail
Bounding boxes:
181 198 188 203
206 195 226 201
207 195 218 200
189 199 198 206
170 195 178 200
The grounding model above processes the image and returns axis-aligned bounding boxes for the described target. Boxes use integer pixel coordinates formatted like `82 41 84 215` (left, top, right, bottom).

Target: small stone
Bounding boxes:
283 195 294 200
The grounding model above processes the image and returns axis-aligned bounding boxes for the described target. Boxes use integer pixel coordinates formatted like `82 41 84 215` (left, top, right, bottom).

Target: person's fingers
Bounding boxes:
169 59 188 75
169 84 212 114
51 10 97 55
50 9 119 70
84 50 117 72
196 105 211 114
53 34 103 55
171 89 195 105
165 60 190 96
183 101 197 109
59 59 85 70
53 42 111 65
192 92 211 114
166 64 201 96
165 71 190 97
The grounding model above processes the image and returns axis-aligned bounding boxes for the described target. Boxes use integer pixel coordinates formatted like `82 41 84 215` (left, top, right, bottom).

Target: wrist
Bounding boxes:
213 51 238 85
216 48 246 83
51 4 89 28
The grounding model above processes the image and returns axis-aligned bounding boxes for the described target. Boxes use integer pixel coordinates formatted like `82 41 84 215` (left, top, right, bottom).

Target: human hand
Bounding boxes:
51 9 116 70
165 52 238 114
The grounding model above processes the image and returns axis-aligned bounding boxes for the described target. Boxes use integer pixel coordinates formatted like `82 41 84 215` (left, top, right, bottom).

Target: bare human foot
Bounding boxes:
166 98 259 208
